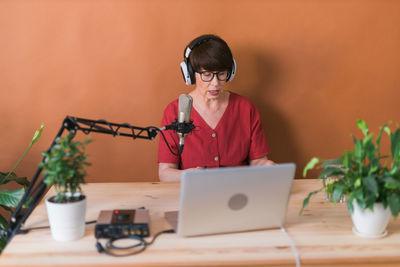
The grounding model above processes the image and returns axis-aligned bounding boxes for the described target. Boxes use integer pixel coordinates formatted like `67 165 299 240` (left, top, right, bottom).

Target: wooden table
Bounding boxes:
1 180 399 266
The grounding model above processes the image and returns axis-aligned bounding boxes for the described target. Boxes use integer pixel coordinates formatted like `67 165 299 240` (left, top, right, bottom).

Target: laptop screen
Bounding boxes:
166 163 296 237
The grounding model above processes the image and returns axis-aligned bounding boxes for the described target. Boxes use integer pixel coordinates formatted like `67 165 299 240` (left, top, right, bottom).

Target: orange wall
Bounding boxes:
1 0 399 182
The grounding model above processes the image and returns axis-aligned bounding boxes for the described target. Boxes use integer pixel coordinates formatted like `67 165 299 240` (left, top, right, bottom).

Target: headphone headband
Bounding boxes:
184 36 219 59
180 36 236 85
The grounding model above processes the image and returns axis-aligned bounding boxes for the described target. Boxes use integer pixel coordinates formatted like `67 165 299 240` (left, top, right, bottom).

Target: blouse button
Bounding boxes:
212 133 216 138
214 156 219 161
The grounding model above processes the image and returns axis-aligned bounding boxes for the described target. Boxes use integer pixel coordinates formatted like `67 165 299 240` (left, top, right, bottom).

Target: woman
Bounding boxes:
158 34 274 182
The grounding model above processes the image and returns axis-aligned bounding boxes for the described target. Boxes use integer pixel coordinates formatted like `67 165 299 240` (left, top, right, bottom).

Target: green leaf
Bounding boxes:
303 157 320 177
354 140 363 160
0 236 6 254
363 176 379 196
365 195 377 211
0 173 30 187
1 205 12 212
321 158 342 168
391 128 400 159
369 163 379 176
384 177 400 189
347 195 354 213
0 188 25 208
376 122 391 149
0 214 8 230
384 126 392 137
390 165 399 176
364 139 377 163
356 119 369 137
352 188 364 205
10 176 30 187
341 151 354 169
354 177 361 187
318 166 345 179
300 189 321 214
31 123 44 145
362 133 374 146
0 172 8 186
388 194 400 217
332 185 345 203
358 198 367 209
352 135 357 145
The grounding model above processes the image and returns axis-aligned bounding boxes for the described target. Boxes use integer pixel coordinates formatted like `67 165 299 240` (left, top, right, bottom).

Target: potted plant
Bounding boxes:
0 124 43 253
301 119 400 238
39 132 92 241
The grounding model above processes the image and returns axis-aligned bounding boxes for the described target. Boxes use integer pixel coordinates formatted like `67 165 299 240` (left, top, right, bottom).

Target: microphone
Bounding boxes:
159 94 194 155
177 94 193 153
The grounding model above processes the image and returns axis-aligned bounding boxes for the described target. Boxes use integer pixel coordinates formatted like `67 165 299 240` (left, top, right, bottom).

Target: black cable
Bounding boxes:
17 220 97 234
107 235 144 250
16 207 147 234
96 229 175 257
17 220 175 257
144 229 175 246
158 130 180 156
137 126 182 156
97 236 146 257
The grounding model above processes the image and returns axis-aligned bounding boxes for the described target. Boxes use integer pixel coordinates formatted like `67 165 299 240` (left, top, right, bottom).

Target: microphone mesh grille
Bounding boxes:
178 94 193 123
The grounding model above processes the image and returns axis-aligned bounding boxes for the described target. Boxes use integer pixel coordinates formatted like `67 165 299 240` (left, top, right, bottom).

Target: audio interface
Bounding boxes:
95 209 150 239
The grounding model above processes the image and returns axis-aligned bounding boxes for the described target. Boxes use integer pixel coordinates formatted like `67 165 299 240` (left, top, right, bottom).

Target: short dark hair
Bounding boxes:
187 34 234 73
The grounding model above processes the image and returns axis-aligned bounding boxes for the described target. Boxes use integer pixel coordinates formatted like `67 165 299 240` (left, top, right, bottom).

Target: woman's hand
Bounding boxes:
158 163 204 182
158 163 182 182
249 156 275 166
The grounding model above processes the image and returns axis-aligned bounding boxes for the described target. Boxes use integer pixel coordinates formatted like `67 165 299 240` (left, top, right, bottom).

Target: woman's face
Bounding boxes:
194 69 228 100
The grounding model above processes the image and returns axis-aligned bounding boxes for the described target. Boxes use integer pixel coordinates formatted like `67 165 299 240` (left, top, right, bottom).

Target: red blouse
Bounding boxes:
158 92 270 169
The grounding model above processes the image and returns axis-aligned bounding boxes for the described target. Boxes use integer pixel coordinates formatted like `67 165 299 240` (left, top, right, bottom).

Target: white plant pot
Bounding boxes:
45 196 87 241
351 200 391 238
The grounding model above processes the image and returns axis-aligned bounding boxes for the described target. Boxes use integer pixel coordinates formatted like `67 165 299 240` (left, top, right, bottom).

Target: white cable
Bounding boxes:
281 226 301 267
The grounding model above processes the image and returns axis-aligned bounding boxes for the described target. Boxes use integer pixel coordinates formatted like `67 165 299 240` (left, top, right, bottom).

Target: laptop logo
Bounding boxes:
228 193 248 211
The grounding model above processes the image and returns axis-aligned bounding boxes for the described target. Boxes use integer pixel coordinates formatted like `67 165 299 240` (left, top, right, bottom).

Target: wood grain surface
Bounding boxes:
1 180 399 266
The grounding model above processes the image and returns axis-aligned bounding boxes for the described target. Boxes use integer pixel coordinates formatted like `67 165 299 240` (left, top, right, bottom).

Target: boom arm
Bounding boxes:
6 115 160 243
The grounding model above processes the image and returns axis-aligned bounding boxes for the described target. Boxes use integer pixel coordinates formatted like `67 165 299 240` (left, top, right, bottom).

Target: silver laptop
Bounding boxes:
165 163 296 237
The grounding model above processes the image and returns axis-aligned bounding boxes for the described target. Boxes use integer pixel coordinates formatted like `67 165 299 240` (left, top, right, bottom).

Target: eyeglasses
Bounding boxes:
197 71 229 82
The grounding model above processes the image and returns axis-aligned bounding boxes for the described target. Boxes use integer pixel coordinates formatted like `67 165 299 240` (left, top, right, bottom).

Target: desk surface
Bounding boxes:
1 180 400 266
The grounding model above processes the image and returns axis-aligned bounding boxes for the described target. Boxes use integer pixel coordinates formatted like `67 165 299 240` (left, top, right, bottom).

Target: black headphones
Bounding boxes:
180 36 237 85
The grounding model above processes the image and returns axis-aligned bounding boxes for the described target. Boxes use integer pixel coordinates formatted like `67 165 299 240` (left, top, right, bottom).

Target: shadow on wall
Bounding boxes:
232 47 302 178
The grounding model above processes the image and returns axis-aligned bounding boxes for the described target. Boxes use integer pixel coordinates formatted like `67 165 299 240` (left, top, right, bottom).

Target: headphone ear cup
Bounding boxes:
180 61 191 85
227 58 237 82
186 60 195 85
